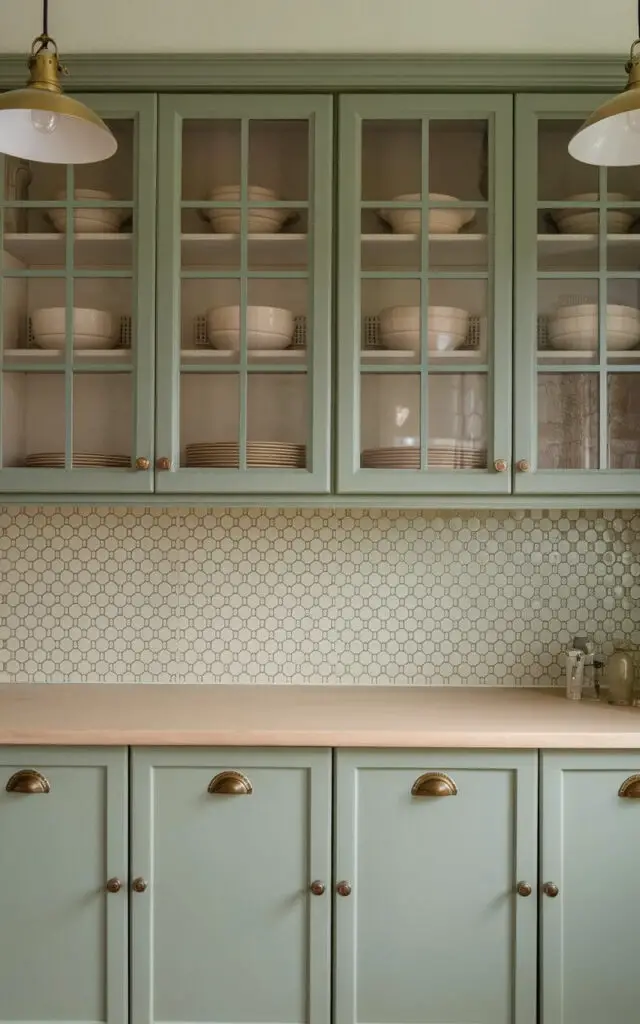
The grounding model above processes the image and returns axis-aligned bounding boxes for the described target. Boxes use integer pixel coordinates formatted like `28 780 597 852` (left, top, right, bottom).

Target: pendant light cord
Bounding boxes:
42 0 49 43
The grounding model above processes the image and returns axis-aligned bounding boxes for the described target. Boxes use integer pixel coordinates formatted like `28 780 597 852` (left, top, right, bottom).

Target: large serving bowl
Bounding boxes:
551 193 635 234
379 304 469 352
206 305 294 350
202 184 288 234
548 303 640 351
31 307 117 350
379 193 475 235
48 189 125 234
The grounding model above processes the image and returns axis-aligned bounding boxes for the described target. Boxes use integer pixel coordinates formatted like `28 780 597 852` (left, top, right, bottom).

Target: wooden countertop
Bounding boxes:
2 684 640 747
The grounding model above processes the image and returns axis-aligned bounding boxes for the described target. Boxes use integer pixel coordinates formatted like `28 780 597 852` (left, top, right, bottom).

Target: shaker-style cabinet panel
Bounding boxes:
334 750 538 1024
0 747 128 1024
0 94 157 494
541 752 640 1023
515 95 640 496
155 94 333 494
336 94 514 495
131 748 332 1024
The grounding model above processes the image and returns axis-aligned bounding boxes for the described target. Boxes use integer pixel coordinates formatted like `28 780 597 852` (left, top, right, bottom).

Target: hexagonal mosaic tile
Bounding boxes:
0 507 638 685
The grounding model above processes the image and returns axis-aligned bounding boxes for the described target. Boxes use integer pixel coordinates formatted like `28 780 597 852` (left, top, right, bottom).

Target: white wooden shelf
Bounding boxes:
3 348 132 363
181 348 306 364
537 349 640 363
3 234 132 268
361 348 485 362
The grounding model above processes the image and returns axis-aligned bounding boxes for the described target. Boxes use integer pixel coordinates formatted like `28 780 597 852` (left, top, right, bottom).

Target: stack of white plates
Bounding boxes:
24 452 130 468
361 442 486 469
379 305 470 352
201 185 289 234
185 442 306 468
206 305 294 350
551 193 635 234
548 303 640 351
379 193 475 234
48 189 126 234
31 307 117 350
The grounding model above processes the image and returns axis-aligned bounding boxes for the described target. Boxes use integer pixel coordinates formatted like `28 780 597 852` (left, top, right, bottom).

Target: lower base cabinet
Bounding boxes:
3 745 640 1024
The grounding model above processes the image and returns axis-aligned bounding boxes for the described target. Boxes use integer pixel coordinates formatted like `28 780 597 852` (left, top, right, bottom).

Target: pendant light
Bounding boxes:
569 1 640 166
0 0 116 164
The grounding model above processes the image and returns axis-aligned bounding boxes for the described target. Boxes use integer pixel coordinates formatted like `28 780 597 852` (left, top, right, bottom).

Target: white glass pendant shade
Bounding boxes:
569 43 640 166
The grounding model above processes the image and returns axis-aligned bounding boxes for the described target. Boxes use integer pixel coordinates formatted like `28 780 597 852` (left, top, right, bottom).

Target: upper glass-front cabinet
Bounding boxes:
515 95 640 496
337 95 513 495
155 95 332 494
0 94 156 494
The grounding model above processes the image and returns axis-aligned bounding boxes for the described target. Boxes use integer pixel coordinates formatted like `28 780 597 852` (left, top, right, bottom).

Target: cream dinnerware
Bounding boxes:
31 307 117 350
206 305 294 350
379 193 475 235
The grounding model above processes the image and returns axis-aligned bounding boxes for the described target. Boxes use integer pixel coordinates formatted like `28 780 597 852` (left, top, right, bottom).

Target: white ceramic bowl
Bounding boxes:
207 185 277 201
548 329 640 351
206 305 294 350
549 304 640 350
379 305 469 352
552 193 635 234
379 194 475 235
49 189 125 234
31 307 116 350
56 188 113 201
553 303 640 322
202 208 289 234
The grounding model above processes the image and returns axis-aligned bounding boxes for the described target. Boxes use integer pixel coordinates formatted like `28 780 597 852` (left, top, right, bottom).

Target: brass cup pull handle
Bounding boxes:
619 775 640 798
543 882 559 898
132 877 148 893
106 878 122 894
516 881 532 897
336 881 352 897
309 880 325 896
207 770 253 795
5 769 50 794
135 457 150 471
411 772 458 797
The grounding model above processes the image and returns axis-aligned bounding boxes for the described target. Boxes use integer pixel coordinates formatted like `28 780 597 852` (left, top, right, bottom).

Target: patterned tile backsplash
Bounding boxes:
0 506 638 686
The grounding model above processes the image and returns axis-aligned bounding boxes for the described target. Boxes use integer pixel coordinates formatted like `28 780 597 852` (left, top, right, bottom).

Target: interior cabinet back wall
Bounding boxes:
0 507 638 684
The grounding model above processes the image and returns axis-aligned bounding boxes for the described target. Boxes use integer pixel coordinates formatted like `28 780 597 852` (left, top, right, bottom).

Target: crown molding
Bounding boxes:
0 52 628 92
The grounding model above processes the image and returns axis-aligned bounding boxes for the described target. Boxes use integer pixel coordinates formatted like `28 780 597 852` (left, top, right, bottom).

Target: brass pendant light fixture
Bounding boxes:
570 1 640 166
0 0 116 164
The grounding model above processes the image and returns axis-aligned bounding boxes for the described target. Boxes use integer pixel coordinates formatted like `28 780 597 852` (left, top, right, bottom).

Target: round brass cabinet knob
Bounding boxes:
156 456 171 471
493 458 508 473
309 880 326 896
336 881 352 897
135 456 151 471
516 459 531 473
132 877 148 893
543 882 559 898
516 881 532 897
106 878 122 894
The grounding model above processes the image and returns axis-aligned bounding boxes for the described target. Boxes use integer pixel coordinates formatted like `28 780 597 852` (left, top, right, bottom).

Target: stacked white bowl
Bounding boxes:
548 303 640 351
551 193 635 234
48 189 126 234
206 305 294 350
379 305 470 352
379 193 475 234
202 185 289 234
31 307 117 350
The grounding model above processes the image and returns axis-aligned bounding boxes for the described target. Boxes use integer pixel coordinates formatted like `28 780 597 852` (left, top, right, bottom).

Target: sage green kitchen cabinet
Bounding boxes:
541 751 640 1023
334 750 538 1024
130 747 332 1024
515 95 640 497
155 94 333 494
0 94 157 494
0 747 128 1024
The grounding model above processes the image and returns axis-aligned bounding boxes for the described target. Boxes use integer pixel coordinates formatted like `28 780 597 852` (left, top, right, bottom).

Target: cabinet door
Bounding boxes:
131 747 332 1024
335 750 537 1024
0 94 156 494
337 95 513 495
541 751 640 1023
155 95 332 494
0 747 128 1024
515 95 640 496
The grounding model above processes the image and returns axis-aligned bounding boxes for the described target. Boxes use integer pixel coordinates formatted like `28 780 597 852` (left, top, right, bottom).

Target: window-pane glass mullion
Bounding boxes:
65 163 74 470
238 118 249 472
419 118 429 470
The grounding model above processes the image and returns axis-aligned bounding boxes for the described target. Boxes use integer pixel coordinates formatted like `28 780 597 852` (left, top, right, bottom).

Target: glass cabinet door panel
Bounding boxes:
157 95 332 494
516 95 640 495
339 95 512 494
0 94 155 494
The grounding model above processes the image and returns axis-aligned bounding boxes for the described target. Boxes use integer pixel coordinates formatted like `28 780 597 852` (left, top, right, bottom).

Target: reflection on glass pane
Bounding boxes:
537 119 598 201
247 374 307 466
249 120 309 203
361 120 422 201
609 374 640 468
180 373 239 464
75 119 134 201
429 120 488 201
538 208 599 273
361 374 420 460
182 120 241 202
73 374 132 464
3 372 65 467
181 279 240 354
538 279 599 363
538 373 598 469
